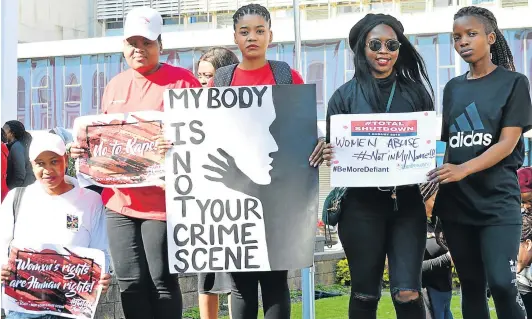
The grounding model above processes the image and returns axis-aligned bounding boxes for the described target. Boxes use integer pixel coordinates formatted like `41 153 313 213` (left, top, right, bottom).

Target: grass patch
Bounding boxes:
212 293 498 319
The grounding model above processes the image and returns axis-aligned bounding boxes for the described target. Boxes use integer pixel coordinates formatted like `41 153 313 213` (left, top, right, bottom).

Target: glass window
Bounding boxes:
438 34 455 66
105 53 124 81
161 50 177 65
279 43 294 68
64 74 81 129
504 29 525 74
30 59 52 130
267 45 278 61
325 41 346 107
304 42 325 120
17 76 25 124
176 49 195 72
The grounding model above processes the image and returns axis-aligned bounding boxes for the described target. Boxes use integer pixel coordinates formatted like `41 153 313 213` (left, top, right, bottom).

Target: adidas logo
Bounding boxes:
449 102 493 148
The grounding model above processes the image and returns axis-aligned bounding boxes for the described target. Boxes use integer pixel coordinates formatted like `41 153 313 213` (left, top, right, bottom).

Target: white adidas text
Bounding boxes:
449 131 492 148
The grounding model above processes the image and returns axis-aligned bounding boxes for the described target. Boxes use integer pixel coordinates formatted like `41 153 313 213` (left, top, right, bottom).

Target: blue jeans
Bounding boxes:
6 312 59 319
427 287 454 319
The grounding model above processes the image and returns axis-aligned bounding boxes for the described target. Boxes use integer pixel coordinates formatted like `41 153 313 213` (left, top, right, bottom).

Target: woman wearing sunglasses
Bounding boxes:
322 13 434 319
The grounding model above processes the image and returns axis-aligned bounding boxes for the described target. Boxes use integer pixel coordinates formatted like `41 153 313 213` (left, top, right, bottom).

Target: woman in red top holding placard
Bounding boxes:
205 4 324 319
68 7 201 319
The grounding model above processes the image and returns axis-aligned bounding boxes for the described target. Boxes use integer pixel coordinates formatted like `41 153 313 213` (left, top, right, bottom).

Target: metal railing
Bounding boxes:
97 0 528 20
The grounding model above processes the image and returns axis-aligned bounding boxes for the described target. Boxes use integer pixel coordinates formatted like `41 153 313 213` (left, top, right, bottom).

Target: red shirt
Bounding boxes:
1 143 8 202
209 62 304 86
101 64 202 221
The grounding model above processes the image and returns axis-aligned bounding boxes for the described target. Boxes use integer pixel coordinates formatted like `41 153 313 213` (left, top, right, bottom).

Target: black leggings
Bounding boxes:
230 271 290 319
442 221 526 319
107 211 182 319
338 187 427 319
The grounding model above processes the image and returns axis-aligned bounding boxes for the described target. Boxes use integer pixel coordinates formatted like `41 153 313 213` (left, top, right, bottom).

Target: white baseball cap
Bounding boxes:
124 7 163 41
29 133 66 161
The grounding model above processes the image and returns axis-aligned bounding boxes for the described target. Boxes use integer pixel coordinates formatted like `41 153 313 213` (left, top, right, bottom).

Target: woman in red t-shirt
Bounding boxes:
203 4 324 318
68 7 201 319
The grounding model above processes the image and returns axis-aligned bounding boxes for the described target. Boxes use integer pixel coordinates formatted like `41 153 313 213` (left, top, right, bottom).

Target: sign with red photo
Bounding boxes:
2 244 105 319
72 111 164 188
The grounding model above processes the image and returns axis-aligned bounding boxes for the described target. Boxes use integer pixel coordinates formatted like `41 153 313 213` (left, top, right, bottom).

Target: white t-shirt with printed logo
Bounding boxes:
0 176 110 270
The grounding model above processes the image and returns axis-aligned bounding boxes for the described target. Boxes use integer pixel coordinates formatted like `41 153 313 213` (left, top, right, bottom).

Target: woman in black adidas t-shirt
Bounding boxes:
429 6 532 319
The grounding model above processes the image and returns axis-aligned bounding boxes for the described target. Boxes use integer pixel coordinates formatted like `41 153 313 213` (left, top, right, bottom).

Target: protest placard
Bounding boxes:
72 111 164 188
2 244 105 319
164 85 319 273
330 111 437 187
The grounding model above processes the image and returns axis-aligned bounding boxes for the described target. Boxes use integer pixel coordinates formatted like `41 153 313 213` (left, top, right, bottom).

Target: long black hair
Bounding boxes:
349 14 434 113
4 120 32 151
454 6 515 71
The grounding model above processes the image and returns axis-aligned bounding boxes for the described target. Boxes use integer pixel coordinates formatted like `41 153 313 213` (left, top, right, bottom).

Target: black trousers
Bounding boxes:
338 187 427 319
442 221 526 319
230 271 290 319
107 211 182 319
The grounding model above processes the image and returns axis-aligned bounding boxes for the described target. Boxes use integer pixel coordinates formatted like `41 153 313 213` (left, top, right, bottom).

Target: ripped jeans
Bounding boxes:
338 187 427 319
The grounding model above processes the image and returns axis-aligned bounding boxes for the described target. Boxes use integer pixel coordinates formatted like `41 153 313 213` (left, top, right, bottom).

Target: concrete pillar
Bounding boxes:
0 0 19 124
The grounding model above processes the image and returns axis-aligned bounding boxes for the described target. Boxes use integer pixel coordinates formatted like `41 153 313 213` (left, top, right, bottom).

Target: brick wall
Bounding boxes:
93 250 345 318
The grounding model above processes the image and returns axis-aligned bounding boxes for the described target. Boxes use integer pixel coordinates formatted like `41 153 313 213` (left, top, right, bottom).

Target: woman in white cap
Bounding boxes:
67 6 201 319
0 133 111 319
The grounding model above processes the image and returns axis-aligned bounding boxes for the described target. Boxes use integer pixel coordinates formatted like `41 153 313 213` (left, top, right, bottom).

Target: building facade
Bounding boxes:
18 0 101 43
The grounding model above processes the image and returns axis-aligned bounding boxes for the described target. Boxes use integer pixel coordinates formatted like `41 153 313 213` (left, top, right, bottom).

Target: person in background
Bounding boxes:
49 127 76 178
68 7 201 319
519 167 532 213
517 211 532 315
197 47 240 87
3 120 35 189
429 6 531 319
420 182 454 319
1 129 9 202
323 13 435 319
0 133 111 319
195 46 239 319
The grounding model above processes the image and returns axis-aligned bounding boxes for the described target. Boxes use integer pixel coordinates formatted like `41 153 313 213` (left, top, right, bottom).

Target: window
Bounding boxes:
17 77 25 123
92 72 105 114
163 16 184 25
38 76 50 104
307 62 325 120
65 73 81 128
189 15 212 24
106 21 124 29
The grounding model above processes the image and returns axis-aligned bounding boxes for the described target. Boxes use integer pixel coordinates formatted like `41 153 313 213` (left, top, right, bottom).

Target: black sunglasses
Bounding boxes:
367 39 401 52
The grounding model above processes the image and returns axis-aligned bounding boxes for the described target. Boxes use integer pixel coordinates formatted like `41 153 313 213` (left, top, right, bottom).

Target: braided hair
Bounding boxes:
454 6 515 71
522 212 532 242
4 120 32 152
233 4 271 30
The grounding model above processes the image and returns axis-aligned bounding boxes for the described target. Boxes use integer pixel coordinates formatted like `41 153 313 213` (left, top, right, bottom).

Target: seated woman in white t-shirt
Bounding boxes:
0 133 111 319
